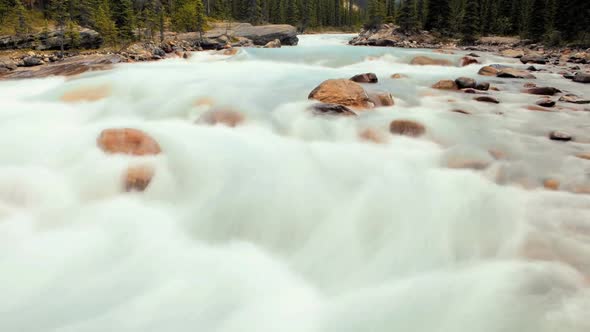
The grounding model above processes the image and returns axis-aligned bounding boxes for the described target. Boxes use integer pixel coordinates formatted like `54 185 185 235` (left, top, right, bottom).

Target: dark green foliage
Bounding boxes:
366 0 386 29
425 0 450 33
461 0 479 43
398 0 417 33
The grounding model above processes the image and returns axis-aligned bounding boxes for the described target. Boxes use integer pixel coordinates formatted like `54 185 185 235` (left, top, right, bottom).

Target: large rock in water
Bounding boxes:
0 54 122 79
308 79 374 109
573 72 590 83
389 120 426 137
0 28 102 50
410 56 452 66
212 23 298 46
97 128 161 155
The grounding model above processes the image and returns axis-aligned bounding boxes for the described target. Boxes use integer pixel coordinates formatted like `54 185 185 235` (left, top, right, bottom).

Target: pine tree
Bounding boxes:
366 0 386 29
285 0 299 26
527 0 545 41
15 0 29 35
425 0 450 33
247 0 262 24
65 19 81 47
398 0 416 33
461 0 479 43
93 0 117 46
113 0 135 40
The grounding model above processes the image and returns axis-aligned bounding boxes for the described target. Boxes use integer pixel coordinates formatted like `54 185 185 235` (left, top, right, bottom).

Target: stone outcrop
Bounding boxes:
349 24 447 49
0 54 123 79
0 28 102 51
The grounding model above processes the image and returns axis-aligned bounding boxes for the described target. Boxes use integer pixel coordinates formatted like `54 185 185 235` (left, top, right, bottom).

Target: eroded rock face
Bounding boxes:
350 73 378 83
0 28 103 51
309 103 357 116
97 128 162 155
308 79 374 109
389 120 426 137
410 56 452 66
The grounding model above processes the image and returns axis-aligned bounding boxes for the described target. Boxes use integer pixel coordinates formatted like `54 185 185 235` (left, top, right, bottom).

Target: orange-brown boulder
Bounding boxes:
410 56 452 66
197 109 245 127
61 84 111 102
389 120 426 137
125 165 155 192
369 92 395 106
478 66 499 76
432 80 458 90
460 56 479 66
543 179 560 191
308 79 374 109
98 128 161 155
576 153 590 160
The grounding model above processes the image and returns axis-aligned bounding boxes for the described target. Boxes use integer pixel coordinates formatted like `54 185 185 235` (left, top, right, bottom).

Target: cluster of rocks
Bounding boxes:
349 24 455 49
0 23 298 79
0 28 103 51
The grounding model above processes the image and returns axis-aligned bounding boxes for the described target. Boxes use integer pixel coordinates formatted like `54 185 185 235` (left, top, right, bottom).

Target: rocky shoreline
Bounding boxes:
0 23 298 80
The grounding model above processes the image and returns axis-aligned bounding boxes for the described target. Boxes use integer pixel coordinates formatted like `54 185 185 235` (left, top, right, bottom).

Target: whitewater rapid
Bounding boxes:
0 34 589 332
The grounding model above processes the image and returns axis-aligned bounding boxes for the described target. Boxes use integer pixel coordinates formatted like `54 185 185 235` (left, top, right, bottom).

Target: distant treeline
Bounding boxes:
367 0 590 46
0 0 588 47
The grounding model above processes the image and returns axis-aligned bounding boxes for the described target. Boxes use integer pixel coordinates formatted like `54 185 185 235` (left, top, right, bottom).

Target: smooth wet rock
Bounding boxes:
478 66 499 76
0 54 122 79
475 82 490 91
451 109 471 115
263 39 281 48
432 80 458 90
368 92 394 106
559 95 590 104
474 96 500 104
455 77 476 89
22 56 43 67
350 72 378 84
536 98 556 107
524 87 561 95
460 56 479 67
98 128 161 155
125 165 155 192
389 120 426 137
61 84 111 102
520 55 547 64
197 109 245 127
391 73 408 79
497 68 536 79
309 103 357 116
549 131 572 141
308 79 373 109
573 72 590 83
410 56 452 66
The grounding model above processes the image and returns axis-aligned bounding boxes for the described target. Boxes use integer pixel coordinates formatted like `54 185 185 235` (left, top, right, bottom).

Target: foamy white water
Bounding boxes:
0 34 589 332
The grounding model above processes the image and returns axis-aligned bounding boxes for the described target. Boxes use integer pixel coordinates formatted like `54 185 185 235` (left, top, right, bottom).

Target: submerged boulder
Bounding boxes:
497 68 536 79
460 56 479 67
308 79 374 109
389 120 426 137
368 91 394 106
549 131 572 141
97 128 161 155
197 108 246 127
478 66 500 76
474 96 500 104
455 77 476 89
125 165 155 192
432 80 458 90
523 87 561 95
350 72 378 83
410 56 452 66
573 72 590 83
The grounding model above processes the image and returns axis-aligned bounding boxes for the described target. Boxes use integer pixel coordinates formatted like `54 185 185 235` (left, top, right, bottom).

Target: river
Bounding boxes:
0 34 589 332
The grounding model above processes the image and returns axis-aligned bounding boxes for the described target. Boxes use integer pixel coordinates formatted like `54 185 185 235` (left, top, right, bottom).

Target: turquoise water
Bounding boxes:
0 34 589 332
